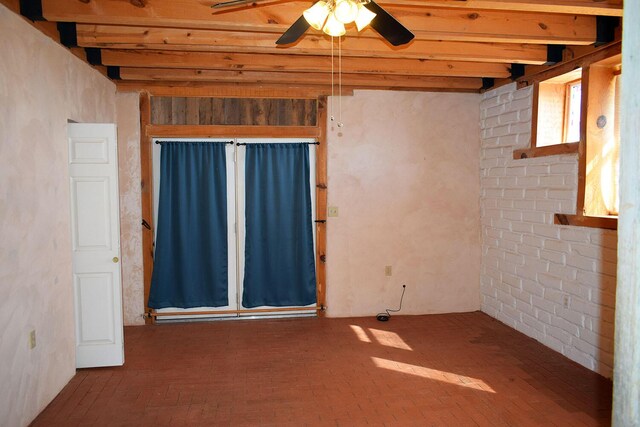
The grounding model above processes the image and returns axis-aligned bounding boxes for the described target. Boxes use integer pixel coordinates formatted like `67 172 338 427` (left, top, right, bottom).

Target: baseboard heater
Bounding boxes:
148 306 324 322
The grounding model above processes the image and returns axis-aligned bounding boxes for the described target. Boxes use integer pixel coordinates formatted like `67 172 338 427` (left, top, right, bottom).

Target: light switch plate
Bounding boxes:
328 206 339 217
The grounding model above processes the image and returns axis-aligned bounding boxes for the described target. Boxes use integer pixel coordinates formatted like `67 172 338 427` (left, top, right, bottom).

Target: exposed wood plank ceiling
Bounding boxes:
5 0 623 93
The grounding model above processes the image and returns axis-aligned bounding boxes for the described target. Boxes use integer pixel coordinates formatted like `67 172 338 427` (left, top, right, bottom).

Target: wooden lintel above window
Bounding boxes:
146 124 320 138
517 42 621 89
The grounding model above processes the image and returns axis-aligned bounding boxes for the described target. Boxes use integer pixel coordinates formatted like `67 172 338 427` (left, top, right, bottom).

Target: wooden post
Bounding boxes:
613 2 640 425
315 96 328 316
139 91 155 324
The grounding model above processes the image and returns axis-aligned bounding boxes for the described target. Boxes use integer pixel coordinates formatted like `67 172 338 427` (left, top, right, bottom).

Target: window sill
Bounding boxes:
513 142 579 160
554 214 617 230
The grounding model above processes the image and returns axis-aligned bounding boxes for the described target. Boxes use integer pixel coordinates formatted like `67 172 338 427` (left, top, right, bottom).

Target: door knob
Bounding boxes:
112 257 119 263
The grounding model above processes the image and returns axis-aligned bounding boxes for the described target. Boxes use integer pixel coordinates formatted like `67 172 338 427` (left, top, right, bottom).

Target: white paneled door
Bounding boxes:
68 123 124 368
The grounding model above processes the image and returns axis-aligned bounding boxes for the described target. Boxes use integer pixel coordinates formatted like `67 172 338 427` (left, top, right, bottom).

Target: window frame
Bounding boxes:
512 43 621 230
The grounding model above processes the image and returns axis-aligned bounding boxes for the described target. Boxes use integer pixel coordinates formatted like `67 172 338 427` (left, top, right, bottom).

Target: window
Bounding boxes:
513 46 622 229
564 80 582 143
534 68 582 147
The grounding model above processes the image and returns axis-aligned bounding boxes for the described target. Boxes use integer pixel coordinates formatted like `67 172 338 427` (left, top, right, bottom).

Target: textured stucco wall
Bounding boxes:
0 5 117 426
326 90 481 317
116 93 145 325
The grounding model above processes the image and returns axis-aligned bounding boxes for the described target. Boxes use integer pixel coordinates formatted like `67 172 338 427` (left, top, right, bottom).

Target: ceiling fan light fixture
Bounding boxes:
303 1 331 31
355 2 376 31
334 0 358 24
322 12 347 37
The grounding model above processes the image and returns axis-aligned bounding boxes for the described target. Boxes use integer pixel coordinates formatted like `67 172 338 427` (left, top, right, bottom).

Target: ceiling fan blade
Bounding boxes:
364 0 415 46
276 15 311 45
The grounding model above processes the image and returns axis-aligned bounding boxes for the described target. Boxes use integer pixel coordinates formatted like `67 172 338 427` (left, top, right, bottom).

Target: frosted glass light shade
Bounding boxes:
334 0 358 24
355 3 376 31
303 1 330 31
323 13 346 37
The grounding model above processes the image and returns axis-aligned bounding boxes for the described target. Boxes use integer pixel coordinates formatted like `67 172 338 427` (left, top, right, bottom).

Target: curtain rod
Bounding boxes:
155 141 319 146
155 140 234 145
237 142 319 146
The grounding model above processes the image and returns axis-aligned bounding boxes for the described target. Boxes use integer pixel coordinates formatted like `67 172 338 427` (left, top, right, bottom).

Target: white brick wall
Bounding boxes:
480 83 617 377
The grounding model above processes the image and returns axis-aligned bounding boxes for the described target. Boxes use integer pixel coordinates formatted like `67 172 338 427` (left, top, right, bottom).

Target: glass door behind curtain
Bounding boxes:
236 139 317 317
150 138 316 320
151 139 238 320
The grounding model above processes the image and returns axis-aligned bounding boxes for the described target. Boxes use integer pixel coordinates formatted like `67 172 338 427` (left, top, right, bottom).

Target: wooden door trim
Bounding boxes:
139 93 328 321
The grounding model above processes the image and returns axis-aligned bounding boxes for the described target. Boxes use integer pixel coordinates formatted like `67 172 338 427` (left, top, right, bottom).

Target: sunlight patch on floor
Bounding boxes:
349 325 372 343
371 357 495 393
368 328 413 351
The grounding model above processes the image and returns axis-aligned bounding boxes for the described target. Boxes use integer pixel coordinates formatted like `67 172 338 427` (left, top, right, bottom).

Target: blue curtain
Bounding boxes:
148 142 229 309
242 143 317 308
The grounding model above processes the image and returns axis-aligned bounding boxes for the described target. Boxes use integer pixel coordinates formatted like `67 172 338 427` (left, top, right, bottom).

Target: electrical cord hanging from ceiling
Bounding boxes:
329 35 344 129
338 34 343 128
330 35 335 124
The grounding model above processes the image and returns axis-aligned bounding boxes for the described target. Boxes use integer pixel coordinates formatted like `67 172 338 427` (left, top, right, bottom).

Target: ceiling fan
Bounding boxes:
211 0 415 47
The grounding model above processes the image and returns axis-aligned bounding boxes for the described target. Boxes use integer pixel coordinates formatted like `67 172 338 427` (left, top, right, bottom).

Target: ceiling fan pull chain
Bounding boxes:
330 35 335 123
338 35 344 128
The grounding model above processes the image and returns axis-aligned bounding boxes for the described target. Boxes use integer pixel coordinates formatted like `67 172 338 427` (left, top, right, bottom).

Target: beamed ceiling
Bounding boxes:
4 0 624 94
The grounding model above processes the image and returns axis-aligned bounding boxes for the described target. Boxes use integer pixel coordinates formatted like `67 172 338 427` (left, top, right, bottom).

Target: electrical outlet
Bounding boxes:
385 265 392 276
562 295 570 309
29 330 36 350
328 206 339 217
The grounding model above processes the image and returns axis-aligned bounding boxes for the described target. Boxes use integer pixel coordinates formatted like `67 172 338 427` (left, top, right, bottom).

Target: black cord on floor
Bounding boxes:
376 285 406 321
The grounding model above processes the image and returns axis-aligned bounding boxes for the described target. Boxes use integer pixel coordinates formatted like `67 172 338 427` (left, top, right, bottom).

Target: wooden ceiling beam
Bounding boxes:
101 50 511 78
394 8 595 45
115 81 354 98
397 0 623 17
118 67 483 91
207 4 598 45
43 1 597 45
208 0 623 17
77 25 549 64
117 81 477 94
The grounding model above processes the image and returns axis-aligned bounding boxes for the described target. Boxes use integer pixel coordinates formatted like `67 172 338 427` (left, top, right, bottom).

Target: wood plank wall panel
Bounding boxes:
150 97 317 126
150 97 171 125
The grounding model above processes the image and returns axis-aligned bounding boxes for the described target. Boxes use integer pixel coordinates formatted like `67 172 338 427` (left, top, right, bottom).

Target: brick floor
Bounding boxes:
31 312 612 426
